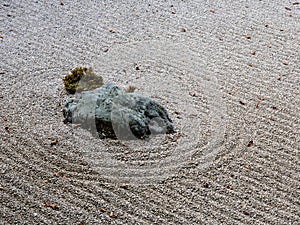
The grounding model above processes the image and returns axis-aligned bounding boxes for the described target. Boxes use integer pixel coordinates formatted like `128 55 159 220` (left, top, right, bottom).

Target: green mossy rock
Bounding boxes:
63 67 104 94
63 83 175 140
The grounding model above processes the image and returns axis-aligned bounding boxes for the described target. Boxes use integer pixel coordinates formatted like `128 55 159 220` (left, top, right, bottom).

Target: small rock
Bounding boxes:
239 100 246 105
109 212 117 218
203 182 209 188
247 140 254 147
243 210 250 216
50 139 58 146
244 164 251 169
227 185 233 190
102 47 109 52
119 183 128 189
53 172 59 177
43 202 58 210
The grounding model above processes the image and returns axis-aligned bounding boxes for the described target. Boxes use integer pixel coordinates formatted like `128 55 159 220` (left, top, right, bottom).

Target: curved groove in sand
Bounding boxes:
74 40 227 184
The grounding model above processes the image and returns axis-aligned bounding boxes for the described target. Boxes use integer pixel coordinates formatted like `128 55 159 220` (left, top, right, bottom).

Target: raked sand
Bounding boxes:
1 0 299 224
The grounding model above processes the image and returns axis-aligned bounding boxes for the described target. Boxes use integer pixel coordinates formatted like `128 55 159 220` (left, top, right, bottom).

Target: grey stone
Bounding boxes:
63 83 175 139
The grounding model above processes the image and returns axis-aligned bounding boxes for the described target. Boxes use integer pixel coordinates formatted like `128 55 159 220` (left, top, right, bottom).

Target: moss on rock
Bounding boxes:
125 85 136 93
63 67 104 94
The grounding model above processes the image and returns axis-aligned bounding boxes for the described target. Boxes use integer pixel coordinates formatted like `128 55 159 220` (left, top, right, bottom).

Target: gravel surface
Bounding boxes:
1 0 299 224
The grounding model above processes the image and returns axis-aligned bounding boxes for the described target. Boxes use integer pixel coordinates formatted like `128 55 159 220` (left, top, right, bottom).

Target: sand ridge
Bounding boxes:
1 0 299 224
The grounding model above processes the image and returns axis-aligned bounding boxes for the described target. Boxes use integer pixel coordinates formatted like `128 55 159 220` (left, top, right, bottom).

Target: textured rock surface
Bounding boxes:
63 84 174 139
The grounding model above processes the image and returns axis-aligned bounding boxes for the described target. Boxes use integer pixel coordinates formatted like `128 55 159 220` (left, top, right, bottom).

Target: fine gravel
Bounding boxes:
1 0 299 224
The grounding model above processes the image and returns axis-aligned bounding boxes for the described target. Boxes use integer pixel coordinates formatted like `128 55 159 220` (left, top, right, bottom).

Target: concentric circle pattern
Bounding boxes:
73 40 227 184
1 0 299 224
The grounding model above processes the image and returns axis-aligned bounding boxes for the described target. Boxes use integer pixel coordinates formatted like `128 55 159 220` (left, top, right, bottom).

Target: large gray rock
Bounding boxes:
63 83 175 139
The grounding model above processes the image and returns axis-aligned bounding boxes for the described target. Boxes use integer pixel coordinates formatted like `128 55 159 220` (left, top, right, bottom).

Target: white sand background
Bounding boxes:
1 0 299 224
